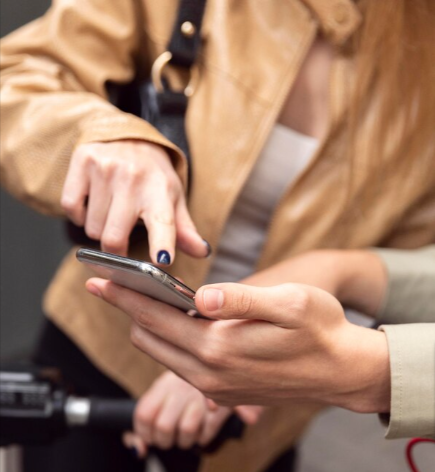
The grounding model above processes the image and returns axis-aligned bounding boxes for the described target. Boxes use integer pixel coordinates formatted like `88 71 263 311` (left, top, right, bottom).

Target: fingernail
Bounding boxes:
157 250 171 265
203 289 224 311
87 284 102 298
202 239 212 258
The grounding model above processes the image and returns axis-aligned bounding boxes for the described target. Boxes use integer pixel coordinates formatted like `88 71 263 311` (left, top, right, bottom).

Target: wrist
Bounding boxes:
334 250 388 316
333 325 391 414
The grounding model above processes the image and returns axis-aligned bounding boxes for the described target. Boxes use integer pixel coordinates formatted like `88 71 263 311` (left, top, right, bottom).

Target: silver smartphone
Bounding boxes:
76 248 197 313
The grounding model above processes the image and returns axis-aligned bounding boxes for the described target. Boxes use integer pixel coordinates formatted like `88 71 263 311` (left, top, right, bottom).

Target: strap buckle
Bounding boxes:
151 51 198 97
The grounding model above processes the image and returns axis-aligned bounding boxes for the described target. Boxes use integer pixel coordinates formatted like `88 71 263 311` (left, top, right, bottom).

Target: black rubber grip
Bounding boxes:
87 399 244 453
88 398 135 432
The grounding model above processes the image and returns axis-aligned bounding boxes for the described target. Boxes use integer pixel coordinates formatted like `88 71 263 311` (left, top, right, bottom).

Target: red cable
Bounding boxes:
406 438 435 472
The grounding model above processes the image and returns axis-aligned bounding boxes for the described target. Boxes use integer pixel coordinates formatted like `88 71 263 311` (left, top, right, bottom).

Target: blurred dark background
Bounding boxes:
0 0 69 360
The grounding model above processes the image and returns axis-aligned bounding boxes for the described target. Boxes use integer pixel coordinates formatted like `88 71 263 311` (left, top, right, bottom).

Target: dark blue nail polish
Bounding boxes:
157 250 171 265
202 239 212 258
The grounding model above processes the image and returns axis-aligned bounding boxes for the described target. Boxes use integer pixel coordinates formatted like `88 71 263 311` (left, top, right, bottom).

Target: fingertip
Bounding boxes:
206 398 219 411
123 432 147 459
202 239 212 258
194 286 209 315
156 249 172 266
205 288 224 312
176 232 212 259
242 412 260 425
85 278 112 298
86 282 102 298
235 406 261 425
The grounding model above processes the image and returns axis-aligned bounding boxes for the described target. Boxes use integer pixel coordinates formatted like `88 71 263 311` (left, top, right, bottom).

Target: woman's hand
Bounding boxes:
121 371 261 458
61 140 209 263
86 279 391 415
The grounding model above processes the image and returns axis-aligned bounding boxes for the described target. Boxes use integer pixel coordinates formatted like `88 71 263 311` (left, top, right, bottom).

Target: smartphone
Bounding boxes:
76 248 197 313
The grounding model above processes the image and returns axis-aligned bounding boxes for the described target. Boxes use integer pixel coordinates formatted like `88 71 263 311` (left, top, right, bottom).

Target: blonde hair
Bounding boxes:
345 0 435 208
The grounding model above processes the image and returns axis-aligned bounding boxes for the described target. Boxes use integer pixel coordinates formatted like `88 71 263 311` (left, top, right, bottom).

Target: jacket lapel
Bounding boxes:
174 0 319 287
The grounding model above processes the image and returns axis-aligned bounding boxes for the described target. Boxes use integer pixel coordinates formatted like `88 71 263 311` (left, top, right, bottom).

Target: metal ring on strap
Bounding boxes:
151 51 197 97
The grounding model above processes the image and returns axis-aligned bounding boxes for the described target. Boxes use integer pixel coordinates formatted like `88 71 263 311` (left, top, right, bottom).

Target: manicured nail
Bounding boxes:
87 284 102 298
157 250 171 265
202 239 212 258
203 289 224 311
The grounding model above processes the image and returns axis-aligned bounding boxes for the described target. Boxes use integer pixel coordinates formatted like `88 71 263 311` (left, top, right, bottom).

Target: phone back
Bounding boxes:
76 248 196 312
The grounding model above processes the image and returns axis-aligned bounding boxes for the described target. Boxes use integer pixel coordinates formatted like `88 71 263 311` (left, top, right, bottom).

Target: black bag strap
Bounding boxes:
145 0 207 178
167 0 207 68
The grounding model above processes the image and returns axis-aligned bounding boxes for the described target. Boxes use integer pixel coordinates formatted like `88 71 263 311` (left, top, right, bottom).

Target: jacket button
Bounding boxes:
334 3 350 25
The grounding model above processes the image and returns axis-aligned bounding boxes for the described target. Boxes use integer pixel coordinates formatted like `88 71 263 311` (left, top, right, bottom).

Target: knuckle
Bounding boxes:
287 285 310 315
196 375 220 397
97 158 117 177
122 161 140 179
196 330 229 368
199 345 221 367
155 420 173 438
135 408 153 427
166 176 181 196
231 290 253 317
135 309 153 330
151 172 180 198
151 210 175 226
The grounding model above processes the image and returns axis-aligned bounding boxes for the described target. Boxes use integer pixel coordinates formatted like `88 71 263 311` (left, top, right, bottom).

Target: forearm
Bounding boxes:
372 246 435 324
243 249 387 317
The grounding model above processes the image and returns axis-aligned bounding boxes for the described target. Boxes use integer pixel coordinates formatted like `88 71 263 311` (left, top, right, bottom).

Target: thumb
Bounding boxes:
195 283 311 326
234 405 263 425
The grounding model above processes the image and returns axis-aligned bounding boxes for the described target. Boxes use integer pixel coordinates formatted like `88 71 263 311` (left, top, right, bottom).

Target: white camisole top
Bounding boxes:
205 123 318 284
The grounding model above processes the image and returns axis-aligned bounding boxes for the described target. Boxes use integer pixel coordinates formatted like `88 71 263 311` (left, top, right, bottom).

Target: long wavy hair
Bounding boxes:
345 0 435 211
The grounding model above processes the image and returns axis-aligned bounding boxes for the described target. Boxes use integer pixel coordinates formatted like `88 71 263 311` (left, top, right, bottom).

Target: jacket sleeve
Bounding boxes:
373 246 435 438
379 324 435 439
0 0 186 216
374 245 435 324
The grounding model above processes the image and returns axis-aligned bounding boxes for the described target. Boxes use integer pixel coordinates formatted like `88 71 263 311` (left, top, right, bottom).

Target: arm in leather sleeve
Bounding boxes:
0 0 186 216
379 324 435 439
373 245 435 324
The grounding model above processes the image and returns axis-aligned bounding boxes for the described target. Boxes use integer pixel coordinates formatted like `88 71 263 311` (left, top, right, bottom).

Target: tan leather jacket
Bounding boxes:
1 1 434 469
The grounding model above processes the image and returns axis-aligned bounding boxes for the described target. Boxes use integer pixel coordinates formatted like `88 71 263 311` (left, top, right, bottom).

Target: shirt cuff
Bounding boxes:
371 247 435 324
378 324 435 439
